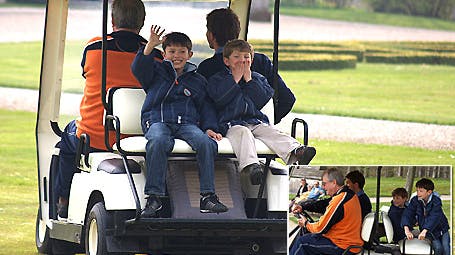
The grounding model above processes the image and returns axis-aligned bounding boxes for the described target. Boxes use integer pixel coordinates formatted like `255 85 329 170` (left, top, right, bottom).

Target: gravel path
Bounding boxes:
1 4 454 151
3 4 455 42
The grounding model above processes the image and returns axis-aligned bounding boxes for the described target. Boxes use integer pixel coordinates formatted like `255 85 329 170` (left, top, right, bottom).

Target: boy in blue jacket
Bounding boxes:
388 187 408 243
131 26 228 218
401 178 450 255
207 39 311 185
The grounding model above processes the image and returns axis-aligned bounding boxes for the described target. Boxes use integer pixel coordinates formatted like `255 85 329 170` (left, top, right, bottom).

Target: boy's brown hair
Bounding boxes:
223 39 253 58
392 187 408 199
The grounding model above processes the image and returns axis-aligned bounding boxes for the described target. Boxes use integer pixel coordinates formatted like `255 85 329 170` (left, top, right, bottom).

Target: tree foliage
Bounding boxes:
367 0 455 19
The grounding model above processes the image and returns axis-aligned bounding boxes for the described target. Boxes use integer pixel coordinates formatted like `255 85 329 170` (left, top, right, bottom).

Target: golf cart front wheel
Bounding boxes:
35 208 52 253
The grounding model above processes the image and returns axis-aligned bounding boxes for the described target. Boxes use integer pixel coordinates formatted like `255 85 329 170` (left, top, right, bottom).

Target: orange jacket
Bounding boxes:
76 31 148 150
306 186 363 251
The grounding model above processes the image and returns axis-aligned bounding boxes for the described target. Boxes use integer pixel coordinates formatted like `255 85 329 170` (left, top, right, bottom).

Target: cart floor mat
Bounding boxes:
167 160 247 219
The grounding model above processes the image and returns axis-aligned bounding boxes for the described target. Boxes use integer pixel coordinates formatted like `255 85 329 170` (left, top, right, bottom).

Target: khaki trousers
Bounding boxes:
225 123 301 170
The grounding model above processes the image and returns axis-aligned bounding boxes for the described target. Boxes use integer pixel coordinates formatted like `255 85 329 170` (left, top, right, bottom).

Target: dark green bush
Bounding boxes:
365 52 455 65
367 0 455 20
262 53 357 70
249 40 455 68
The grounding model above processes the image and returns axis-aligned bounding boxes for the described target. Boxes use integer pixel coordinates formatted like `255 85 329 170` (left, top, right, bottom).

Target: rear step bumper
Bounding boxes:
119 218 286 237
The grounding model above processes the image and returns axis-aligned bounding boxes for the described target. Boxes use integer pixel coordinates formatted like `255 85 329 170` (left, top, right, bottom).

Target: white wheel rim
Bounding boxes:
38 218 47 243
88 218 98 254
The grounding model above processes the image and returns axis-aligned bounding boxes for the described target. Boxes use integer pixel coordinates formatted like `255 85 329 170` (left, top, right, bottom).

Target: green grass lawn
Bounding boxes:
282 63 455 125
280 6 455 31
2 41 455 125
0 40 85 93
0 110 38 254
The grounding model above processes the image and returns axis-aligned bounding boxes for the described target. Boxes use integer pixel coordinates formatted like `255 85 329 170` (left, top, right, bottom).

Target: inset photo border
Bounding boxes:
288 165 452 255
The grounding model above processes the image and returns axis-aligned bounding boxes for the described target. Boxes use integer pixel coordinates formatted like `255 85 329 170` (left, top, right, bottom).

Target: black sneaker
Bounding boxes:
293 146 316 165
200 193 228 213
57 197 68 219
141 195 162 218
244 163 264 185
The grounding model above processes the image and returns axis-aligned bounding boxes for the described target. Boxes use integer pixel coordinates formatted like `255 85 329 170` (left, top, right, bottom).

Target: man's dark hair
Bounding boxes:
345 170 366 189
206 8 241 47
162 32 192 51
112 0 145 30
415 178 435 191
392 187 408 198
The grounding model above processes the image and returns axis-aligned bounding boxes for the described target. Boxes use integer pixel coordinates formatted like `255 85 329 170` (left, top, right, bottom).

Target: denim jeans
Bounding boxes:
144 122 218 196
289 233 347 255
54 120 79 200
431 231 451 255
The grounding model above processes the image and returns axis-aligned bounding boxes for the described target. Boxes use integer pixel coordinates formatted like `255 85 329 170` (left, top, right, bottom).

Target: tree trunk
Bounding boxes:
405 166 415 196
250 0 271 22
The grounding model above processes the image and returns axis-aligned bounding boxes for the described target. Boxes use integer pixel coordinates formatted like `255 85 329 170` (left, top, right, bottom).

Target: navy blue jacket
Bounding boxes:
401 194 449 240
388 201 407 243
207 68 274 136
357 191 372 220
131 46 217 133
198 51 295 124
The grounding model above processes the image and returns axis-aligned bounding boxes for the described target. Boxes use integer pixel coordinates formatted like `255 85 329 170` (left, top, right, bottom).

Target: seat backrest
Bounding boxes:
381 212 394 244
110 87 275 135
399 238 432 254
361 212 376 242
111 88 145 135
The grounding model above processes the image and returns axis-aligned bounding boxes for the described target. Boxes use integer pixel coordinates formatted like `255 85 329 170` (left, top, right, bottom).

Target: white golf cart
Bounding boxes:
34 0 315 254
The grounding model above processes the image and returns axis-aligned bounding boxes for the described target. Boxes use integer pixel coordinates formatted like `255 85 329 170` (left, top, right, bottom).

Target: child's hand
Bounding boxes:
418 229 427 240
144 25 165 55
206 129 222 141
231 62 244 83
243 57 252 82
404 227 414 240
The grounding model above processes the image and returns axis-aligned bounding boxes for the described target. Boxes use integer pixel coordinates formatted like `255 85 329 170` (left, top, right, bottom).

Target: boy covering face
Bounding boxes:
131 26 227 218
207 39 313 185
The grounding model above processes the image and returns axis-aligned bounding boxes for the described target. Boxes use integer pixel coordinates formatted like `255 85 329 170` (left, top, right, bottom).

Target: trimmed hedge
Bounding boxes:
365 52 455 65
247 40 455 69
255 45 365 61
261 52 357 70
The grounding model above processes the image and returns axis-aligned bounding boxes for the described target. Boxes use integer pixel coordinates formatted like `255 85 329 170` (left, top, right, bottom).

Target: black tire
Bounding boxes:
36 208 52 254
85 202 108 255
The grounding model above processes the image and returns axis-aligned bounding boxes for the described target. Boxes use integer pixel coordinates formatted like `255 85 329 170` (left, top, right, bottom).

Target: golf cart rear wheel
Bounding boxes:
35 208 51 253
85 202 108 255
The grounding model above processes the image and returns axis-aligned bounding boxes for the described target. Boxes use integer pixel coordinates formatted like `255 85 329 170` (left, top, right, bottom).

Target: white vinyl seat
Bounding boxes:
399 236 433 254
108 87 277 156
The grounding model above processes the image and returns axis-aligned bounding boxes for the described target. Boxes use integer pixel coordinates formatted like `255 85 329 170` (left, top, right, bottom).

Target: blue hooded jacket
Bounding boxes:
401 193 449 240
207 67 274 136
131 46 217 133
198 50 295 125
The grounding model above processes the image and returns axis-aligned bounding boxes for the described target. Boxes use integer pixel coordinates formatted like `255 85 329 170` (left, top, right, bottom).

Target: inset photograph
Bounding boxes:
288 165 451 255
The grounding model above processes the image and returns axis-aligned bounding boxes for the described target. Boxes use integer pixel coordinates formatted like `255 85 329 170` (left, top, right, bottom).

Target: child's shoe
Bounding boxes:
141 195 162 218
200 193 228 213
293 146 316 165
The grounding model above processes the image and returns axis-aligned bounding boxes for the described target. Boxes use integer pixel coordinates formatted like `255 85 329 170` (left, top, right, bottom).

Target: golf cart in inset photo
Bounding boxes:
288 166 450 255
34 0 316 254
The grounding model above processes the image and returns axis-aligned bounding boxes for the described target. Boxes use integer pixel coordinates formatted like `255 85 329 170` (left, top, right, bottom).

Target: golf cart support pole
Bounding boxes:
272 0 280 106
375 166 382 237
101 0 142 220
